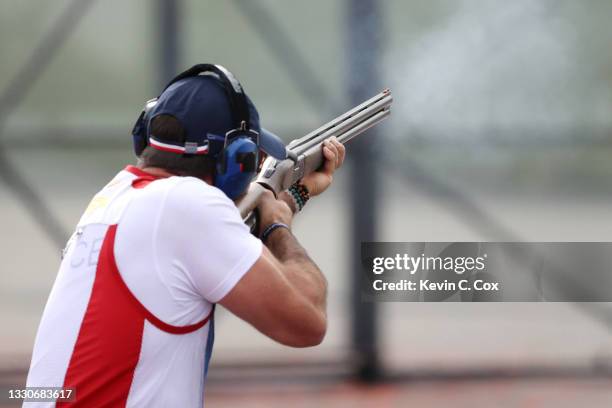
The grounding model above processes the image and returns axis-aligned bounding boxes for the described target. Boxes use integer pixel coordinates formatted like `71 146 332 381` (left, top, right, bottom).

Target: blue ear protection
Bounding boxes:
131 64 261 199
214 125 259 199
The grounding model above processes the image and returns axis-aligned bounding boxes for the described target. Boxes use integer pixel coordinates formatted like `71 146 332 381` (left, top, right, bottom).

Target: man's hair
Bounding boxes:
138 114 216 178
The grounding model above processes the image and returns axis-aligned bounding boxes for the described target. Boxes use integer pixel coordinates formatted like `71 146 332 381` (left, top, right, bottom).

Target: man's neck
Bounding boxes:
137 165 214 185
138 166 175 178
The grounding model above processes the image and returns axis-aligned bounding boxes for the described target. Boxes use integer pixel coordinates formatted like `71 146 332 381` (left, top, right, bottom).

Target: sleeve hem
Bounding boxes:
204 239 263 303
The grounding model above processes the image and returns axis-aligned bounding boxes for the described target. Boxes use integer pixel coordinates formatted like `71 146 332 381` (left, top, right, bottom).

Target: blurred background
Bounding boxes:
2 0 612 406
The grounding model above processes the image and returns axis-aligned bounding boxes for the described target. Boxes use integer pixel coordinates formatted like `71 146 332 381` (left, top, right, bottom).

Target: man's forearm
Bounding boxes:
265 227 327 311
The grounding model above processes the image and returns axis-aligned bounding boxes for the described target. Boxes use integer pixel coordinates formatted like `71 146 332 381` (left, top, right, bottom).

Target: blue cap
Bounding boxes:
146 75 286 159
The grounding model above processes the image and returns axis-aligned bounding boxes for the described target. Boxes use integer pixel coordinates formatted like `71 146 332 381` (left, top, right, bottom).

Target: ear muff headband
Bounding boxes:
161 64 250 131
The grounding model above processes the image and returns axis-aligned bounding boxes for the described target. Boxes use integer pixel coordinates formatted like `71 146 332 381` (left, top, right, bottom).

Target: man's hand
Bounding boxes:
257 189 293 236
300 137 346 197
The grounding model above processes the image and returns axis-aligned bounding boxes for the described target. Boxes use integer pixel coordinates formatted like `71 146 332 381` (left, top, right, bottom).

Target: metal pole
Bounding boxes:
157 0 180 87
0 0 96 249
346 0 383 382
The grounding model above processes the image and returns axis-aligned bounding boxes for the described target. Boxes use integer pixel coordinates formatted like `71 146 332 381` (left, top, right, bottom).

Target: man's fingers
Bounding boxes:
322 145 336 174
327 138 343 169
325 140 341 171
330 138 345 167
257 189 275 206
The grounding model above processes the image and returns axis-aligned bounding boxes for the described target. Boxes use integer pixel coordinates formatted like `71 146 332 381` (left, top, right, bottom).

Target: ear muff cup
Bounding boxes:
215 136 259 200
131 110 148 156
131 98 159 157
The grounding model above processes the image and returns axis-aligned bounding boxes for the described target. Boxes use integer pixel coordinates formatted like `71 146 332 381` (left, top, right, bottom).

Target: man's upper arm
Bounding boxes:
218 246 326 347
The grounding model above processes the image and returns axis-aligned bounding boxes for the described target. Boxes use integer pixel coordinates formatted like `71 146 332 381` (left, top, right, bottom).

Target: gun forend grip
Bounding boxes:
236 182 270 220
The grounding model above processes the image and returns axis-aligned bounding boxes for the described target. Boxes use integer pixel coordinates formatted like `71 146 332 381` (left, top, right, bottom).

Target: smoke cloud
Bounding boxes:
389 0 612 140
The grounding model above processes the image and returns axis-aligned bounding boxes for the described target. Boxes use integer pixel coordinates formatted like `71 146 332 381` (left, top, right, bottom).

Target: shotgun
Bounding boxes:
236 89 393 230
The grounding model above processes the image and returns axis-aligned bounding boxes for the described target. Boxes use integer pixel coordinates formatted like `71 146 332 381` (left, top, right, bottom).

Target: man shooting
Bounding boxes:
25 64 345 407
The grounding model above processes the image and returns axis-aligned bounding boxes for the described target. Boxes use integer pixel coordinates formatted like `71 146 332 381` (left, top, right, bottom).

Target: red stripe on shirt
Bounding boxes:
59 225 144 407
60 224 213 407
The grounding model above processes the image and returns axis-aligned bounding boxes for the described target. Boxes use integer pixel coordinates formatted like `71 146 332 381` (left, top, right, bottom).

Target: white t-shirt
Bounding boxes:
25 165 262 407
